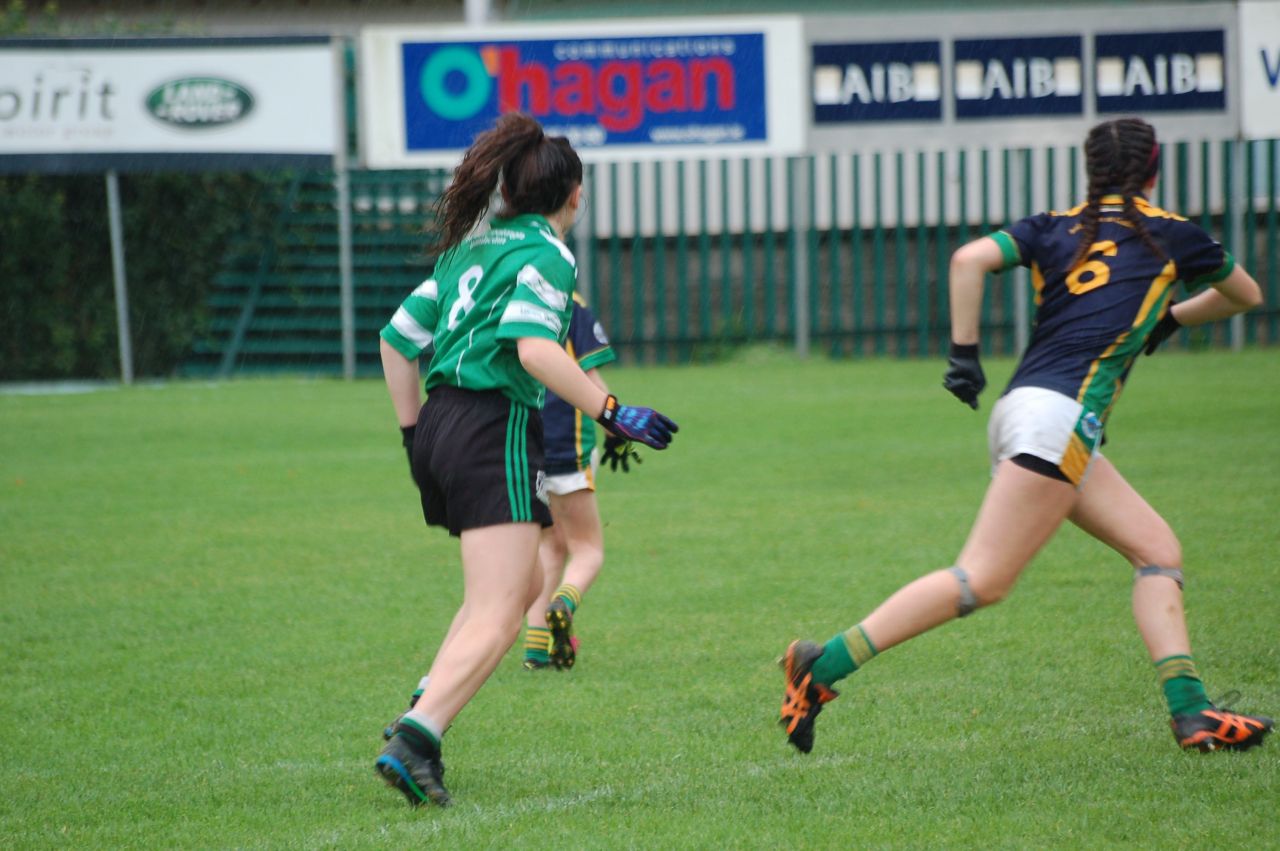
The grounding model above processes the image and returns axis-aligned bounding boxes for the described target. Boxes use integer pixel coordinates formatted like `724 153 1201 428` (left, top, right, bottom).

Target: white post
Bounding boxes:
1230 137 1246 351
1013 149 1031 355
334 38 356 380
790 155 811 359
105 170 135 385
465 0 491 26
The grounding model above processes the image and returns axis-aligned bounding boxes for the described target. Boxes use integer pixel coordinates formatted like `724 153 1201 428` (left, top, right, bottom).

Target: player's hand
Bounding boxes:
943 342 986 410
596 395 678 450
602 435 641 473
1144 302 1181 355
400 425 416 478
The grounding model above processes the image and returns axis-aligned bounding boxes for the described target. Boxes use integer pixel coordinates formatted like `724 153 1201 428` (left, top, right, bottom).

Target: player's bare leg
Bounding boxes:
378 522 540 805
551 489 604 597
861 460 1077 650
1068 455 1187 658
534 489 604 669
782 460 1078 753
522 526 565 668
411 523 541 725
1070 455 1272 750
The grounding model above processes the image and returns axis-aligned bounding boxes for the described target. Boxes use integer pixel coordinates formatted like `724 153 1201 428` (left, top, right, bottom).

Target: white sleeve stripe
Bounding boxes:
500 301 563 335
516 264 569 312
410 278 439 300
541 231 577 266
390 307 434 349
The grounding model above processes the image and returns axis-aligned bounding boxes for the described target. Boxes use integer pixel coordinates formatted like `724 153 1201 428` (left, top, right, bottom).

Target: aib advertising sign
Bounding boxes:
1094 30 1226 113
401 33 767 152
952 36 1083 119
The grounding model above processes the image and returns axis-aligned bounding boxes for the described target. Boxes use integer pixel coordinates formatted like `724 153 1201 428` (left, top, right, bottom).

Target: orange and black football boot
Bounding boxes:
779 640 840 754
1172 703 1273 752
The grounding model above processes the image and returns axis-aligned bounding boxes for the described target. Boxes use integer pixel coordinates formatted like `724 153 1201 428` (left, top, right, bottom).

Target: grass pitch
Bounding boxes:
2 349 1277 848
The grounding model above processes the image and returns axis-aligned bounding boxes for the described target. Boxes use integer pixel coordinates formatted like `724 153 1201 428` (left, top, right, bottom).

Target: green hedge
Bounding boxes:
0 3 286 381
0 172 276 380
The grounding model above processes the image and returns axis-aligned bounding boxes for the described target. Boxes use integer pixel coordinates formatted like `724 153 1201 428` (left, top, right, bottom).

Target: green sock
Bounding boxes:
524 626 551 664
553 584 581 615
1156 654 1212 716
810 624 879 687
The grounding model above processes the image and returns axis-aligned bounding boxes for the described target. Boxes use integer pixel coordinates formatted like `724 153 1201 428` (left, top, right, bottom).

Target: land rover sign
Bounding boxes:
0 38 337 171
146 77 254 128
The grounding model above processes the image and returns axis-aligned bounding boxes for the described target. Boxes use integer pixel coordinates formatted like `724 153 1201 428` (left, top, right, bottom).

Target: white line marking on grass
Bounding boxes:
0 381 118 395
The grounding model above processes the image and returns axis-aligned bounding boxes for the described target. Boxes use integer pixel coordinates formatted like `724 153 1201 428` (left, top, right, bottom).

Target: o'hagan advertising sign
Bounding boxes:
360 18 805 167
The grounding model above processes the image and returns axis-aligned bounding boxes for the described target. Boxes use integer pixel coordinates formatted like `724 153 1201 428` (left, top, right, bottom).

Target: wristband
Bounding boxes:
949 342 979 358
596 394 621 427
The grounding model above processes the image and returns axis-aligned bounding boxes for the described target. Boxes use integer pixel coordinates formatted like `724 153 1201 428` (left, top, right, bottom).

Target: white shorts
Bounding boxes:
543 449 599 496
987 386 1104 487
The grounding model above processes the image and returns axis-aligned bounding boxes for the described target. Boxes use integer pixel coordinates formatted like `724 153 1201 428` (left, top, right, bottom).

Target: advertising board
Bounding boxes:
0 37 339 173
360 18 805 167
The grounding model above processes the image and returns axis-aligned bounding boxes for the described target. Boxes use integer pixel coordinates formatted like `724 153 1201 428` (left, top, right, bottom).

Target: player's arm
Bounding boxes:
381 338 421 428
948 236 1008 345
1171 265 1263 326
1146 245 1263 355
943 236 1007 409
584 367 609 396
518 337 608 417
517 338 676 450
380 276 440 466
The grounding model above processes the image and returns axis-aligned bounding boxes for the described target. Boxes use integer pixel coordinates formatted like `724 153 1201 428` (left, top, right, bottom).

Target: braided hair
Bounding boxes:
1070 117 1166 270
432 112 583 252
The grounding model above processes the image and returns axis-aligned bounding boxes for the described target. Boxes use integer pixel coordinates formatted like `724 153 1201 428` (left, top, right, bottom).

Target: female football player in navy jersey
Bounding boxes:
521 294 622 672
375 113 677 807
780 117 1270 755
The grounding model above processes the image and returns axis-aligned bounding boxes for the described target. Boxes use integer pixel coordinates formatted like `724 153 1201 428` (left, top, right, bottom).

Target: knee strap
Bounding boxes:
949 565 978 617
1135 564 1184 590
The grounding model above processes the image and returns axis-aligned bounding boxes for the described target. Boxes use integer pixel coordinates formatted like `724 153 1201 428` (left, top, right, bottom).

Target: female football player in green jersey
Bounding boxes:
780 117 1271 756
375 113 677 807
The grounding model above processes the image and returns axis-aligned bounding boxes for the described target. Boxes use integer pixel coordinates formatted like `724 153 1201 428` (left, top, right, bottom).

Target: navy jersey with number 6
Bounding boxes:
991 194 1234 421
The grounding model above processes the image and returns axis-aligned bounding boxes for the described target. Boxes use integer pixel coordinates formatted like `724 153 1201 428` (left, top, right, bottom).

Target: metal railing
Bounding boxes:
571 140 1279 364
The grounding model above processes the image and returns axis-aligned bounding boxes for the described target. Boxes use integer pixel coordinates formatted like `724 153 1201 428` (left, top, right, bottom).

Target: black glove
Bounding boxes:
1144 302 1181 356
943 342 986 410
601 435 641 473
400 425 416 478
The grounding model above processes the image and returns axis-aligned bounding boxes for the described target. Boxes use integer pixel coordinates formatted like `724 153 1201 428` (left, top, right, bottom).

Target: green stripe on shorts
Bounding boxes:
505 404 520 521
514 406 529 521
505 403 531 522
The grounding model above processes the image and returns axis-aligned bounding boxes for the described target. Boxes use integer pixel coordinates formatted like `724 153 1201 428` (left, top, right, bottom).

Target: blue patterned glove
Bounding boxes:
597 395 678 450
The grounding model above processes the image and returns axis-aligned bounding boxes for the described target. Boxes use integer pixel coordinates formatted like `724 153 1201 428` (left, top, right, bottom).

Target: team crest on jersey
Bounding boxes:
593 322 609 344
1079 411 1102 441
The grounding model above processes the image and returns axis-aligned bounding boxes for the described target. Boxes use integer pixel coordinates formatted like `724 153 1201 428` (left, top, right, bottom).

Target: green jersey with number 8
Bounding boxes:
380 213 577 409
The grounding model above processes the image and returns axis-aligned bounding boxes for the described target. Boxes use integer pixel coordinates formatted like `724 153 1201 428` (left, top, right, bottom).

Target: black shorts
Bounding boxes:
411 385 552 537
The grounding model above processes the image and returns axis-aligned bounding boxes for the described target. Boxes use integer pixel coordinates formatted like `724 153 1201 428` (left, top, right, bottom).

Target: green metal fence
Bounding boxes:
577 141 1279 365
192 140 1279 376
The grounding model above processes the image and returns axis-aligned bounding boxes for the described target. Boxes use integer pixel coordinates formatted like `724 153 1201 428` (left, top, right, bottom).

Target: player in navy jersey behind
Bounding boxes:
779 117 1271 755
375 113 677 808
521 294 628 671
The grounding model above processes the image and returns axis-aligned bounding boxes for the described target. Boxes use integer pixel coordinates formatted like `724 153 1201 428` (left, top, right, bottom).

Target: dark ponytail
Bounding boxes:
432 113 583 252
1070 117 1167 270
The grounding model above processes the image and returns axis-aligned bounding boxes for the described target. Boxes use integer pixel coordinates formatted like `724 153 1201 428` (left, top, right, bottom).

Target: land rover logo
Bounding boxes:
146 77 253 128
